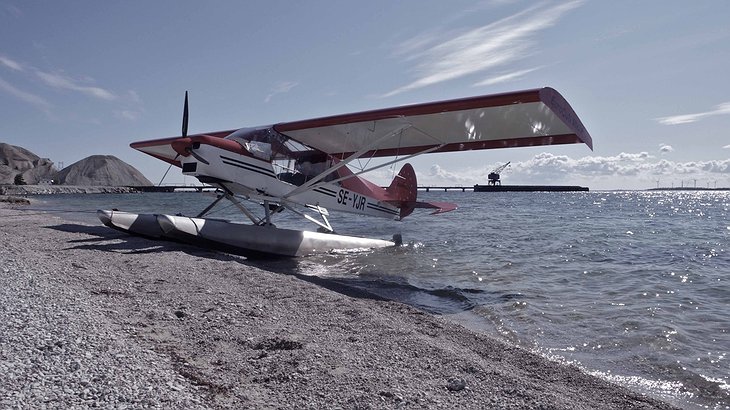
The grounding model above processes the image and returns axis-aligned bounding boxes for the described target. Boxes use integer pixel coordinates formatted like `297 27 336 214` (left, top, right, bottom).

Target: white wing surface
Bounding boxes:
274 87 592 158
131 88 592 167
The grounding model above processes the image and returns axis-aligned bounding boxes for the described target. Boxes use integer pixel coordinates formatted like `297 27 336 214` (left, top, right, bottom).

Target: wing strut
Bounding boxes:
283 122 413 199
325 142 443 186
289 123 447 190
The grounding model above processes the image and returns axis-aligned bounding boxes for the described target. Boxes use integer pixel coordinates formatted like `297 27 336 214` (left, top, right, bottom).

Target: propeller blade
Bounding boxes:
182 91 189 138
186 146 209 165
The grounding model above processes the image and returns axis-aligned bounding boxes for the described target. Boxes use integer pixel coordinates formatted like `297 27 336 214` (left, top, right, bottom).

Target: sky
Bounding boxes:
1 0 729 190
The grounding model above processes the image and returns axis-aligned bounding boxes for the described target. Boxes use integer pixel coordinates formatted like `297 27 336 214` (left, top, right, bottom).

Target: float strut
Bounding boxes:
196 194 226 218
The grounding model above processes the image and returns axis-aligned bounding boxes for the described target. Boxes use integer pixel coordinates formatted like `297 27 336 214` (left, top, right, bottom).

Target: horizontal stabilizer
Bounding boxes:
406 201 458 215
384 163 457 218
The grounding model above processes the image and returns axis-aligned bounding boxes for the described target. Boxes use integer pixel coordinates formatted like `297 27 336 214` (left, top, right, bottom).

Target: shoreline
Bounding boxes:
0 203 678 409
0 185 139 195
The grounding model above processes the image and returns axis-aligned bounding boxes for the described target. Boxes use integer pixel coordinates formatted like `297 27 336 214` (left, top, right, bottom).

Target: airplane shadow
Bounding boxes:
48 223 118 237
45 223 242 261
45 223 475 314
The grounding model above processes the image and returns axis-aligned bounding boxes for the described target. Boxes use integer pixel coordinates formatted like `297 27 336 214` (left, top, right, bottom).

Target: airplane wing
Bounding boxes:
274 87 592 158
130 130 236 167
131 87 591 170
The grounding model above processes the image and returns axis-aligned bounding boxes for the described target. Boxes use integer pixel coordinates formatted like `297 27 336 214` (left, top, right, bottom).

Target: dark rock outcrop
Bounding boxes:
0 143 56 184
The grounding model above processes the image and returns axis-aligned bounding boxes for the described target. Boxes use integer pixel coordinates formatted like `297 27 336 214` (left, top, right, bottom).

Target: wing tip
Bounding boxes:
539 87 593 151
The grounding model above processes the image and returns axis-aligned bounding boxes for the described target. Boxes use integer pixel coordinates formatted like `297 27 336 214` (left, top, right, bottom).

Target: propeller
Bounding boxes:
182 90 188 138
159 91 199 185
180 91 209 164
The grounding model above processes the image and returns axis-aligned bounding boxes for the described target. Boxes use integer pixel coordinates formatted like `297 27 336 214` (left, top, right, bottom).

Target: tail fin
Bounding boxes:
385 163 458 219
386 163 418 202
386 164 418 218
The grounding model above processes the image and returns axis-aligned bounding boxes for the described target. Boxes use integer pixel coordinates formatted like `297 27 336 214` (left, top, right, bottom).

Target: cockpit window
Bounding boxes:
224 126 334 186
225 127 284 161
225 126 319 159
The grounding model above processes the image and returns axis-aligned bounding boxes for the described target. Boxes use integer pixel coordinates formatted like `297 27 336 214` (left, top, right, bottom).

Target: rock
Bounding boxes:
53 155 151 186
1 185 139 195
0 195 31 205
253 337 303 351
0 143 56 185
446 377 466 392
1 142 151 187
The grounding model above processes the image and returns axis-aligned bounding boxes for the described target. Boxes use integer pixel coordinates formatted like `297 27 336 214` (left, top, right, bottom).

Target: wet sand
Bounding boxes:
0 203 677 409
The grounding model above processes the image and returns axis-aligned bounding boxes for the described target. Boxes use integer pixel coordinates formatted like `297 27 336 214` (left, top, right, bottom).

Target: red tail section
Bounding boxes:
385 163 457 219
386 164 418 218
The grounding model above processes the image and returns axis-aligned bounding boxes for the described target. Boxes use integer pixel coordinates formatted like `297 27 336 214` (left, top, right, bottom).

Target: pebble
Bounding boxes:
0 249 208 408
0 206 678 410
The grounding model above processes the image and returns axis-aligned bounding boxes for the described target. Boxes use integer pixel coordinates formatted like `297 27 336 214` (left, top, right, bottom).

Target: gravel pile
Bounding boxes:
0 204 678 409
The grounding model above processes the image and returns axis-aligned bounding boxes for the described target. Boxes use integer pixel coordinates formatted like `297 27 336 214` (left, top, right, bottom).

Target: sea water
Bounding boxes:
25 190 729 409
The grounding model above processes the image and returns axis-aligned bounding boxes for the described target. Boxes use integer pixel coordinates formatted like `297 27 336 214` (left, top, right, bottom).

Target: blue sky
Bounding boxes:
1 0 729 190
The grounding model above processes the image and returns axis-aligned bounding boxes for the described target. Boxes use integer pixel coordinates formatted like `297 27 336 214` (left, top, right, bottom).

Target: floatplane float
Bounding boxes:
99 87 592 257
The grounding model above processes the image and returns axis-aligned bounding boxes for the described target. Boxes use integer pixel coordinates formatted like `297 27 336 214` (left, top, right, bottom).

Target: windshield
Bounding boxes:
225 127 286 160
224 126 334 185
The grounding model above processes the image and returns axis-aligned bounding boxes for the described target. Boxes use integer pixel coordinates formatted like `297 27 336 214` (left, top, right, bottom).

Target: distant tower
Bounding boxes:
487 162 510 186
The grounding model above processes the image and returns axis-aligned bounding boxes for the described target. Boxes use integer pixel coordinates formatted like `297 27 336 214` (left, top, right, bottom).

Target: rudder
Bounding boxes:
386 163 418 218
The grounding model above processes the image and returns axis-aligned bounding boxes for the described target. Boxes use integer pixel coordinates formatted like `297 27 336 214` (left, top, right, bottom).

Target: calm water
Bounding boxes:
26 191 729 409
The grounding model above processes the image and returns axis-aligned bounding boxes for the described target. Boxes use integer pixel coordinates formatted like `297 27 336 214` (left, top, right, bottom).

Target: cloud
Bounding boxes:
0 76 51 112
0 56 52 113
417 151 730 189
1 52 117 101
2 4 22 18
428 164 472 184
35 71 116 101
656 102 730 125
723 144 730 149
473 66 543 87
514 152 658 178
127 90 142 104
659 144 674 153
265 81 298 103
384 1 583 96
111 90 144 121
0 54 23 71
114 110 140 121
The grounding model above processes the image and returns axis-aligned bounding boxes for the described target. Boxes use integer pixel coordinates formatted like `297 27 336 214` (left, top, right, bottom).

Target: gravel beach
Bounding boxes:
0 203 677 409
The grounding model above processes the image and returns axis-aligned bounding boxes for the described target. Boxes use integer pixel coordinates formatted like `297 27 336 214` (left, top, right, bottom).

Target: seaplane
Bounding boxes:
98 87 592 257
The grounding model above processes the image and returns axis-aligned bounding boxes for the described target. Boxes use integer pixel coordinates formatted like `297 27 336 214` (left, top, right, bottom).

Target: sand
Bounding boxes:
0 203 678 409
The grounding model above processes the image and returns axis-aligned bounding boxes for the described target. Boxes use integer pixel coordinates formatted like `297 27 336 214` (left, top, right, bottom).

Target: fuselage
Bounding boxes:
177 128 402 219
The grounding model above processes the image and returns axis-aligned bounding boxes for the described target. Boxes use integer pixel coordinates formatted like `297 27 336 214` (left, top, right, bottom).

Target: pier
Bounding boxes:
127 185 218 193
418 185 590 192
130 184 590 193
418 186 473 192
473 185 589 192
